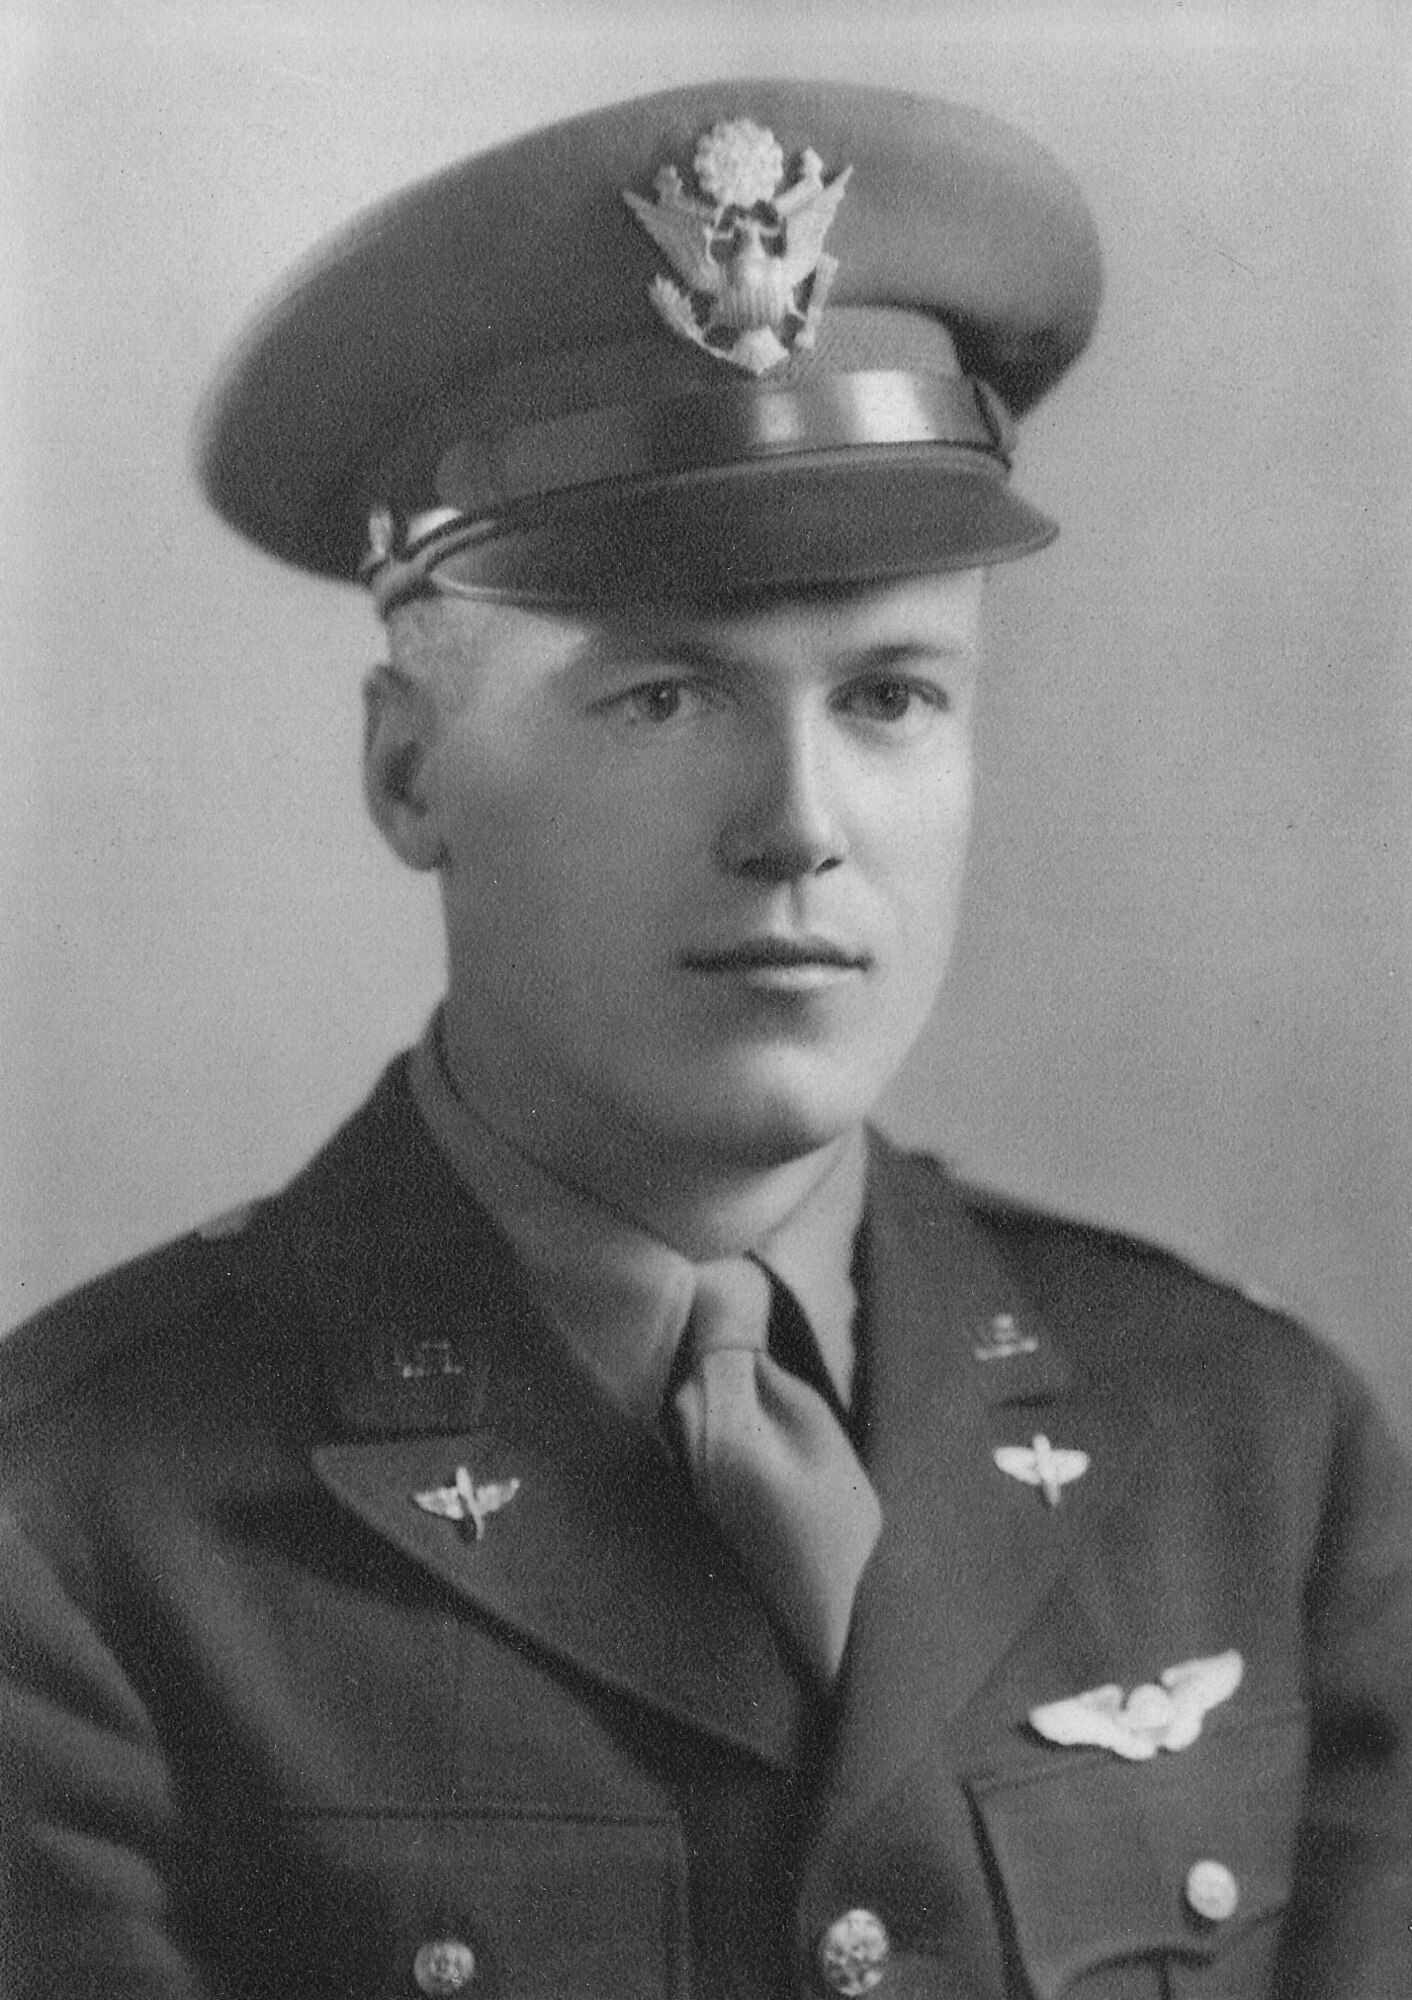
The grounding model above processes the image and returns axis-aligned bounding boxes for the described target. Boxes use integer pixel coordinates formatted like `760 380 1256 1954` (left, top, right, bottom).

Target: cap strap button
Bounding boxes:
816 1908 890 1995
1185 1859 1239 1923
412 1938 477 1996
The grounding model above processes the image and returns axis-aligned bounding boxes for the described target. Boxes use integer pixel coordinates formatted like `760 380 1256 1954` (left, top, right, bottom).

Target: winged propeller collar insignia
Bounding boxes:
412 1465 521 1541
994 1433 1089 1507
623 117 852 376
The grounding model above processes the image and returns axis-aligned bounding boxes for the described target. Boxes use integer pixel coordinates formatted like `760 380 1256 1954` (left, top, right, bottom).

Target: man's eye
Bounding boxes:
837 678 950 727
607 679 709 727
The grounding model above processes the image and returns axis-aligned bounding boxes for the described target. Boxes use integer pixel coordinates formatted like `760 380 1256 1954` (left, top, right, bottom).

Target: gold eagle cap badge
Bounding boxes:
623 118 852 376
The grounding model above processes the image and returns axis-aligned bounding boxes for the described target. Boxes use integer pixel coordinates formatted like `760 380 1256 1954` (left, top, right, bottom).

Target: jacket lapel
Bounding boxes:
278 1062 809 1771
275 1066 1151 1792
827 1139 1153 1808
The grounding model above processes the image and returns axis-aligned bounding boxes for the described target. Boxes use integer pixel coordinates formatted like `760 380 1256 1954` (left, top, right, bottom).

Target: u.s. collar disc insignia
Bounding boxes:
623 118 852 377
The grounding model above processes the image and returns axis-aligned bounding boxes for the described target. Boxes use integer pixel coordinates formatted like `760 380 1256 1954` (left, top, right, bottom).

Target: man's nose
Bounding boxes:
714 715 848 884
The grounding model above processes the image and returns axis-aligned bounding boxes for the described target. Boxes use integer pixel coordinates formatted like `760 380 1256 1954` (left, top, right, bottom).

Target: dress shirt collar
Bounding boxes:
407 1015 867 1426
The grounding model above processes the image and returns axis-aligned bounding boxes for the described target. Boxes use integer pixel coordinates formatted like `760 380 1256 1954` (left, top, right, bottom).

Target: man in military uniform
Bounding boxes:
1 79 1408 2000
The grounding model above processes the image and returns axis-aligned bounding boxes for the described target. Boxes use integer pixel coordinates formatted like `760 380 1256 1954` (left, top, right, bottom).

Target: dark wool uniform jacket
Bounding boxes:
2 1058 1409 1999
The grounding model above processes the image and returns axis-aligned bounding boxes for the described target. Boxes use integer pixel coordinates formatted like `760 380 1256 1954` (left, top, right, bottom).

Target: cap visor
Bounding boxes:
427 451 1056 610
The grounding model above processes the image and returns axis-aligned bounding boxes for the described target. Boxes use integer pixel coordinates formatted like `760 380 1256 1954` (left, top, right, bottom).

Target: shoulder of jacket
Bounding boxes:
0 1198 274 1424
887 1141 1337 1377
899 1147 1277 1300
0 1059 423 1433
962 1177 1297 1318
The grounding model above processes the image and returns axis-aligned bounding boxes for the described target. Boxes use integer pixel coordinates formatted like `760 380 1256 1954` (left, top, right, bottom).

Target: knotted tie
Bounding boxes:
671 1258 882 1682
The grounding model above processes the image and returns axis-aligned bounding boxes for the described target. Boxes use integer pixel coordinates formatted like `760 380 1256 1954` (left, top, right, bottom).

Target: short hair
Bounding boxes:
382 592 495 716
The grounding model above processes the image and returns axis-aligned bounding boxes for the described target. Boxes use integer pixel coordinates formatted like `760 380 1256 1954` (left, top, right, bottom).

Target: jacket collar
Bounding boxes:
278 1060 812 1769
275 1062 1145 1778
827 1140 1154 1809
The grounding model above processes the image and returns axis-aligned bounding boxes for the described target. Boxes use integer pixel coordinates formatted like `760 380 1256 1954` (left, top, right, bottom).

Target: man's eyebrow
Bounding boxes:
565 631 732 677
565 632 972 677
838 638 972 671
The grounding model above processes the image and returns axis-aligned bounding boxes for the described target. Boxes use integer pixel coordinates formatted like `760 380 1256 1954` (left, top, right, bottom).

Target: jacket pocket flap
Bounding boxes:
241 1808 689 1999
965 1709 1306 2000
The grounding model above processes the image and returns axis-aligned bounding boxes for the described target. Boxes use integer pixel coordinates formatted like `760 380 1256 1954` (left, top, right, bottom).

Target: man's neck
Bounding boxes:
437 1010 860 1261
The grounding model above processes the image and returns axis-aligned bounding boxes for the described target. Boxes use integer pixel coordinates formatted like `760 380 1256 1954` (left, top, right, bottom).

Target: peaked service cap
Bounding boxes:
196 78 1102 613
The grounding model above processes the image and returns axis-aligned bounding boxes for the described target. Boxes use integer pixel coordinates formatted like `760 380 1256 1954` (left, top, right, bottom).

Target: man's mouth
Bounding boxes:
681 936 872 990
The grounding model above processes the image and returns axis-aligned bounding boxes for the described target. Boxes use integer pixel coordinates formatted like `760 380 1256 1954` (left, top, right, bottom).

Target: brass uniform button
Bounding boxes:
816 1908 891 1995
412 1938 477 1996
1185 1859 1240 1923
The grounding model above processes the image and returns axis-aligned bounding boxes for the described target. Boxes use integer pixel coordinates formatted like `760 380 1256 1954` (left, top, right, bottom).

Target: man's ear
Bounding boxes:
362 664 446 871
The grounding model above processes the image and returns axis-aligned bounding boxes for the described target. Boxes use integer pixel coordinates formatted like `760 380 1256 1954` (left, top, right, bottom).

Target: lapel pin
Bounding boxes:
972 1312 1039 1362
413 1465 521 1541
1030 1649 1243 1761
994 1433 1089 1506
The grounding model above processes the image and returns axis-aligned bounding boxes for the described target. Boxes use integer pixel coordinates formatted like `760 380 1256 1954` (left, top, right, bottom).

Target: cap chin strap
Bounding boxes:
361 365 1014 617
361 509 499 617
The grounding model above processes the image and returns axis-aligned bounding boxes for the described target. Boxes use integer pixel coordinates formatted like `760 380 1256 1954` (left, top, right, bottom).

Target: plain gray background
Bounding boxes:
3 0 1409 1446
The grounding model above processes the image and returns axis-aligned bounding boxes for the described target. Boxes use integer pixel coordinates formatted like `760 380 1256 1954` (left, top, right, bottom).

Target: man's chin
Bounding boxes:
647 1059 885 1171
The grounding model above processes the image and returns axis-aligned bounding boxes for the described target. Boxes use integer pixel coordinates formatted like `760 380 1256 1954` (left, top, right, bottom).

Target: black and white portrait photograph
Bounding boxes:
2 3 1408 1994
